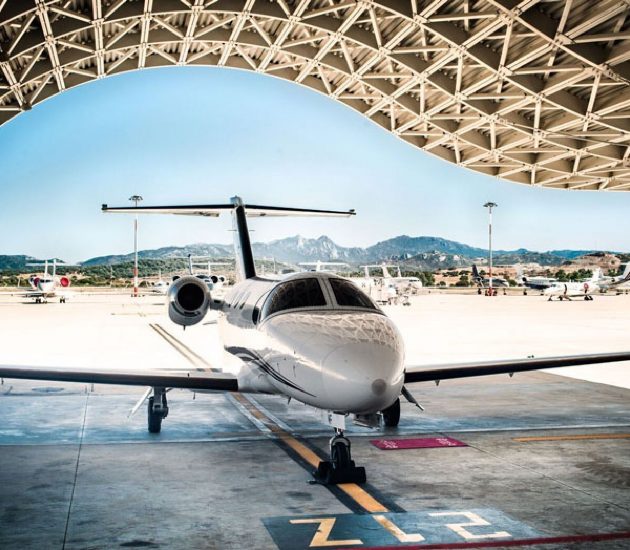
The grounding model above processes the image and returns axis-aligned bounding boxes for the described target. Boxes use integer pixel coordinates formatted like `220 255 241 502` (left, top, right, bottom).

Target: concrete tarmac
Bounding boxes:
0 292 629 549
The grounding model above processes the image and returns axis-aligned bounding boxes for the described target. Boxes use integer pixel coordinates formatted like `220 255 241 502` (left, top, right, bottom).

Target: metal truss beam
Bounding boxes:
1 0 630 190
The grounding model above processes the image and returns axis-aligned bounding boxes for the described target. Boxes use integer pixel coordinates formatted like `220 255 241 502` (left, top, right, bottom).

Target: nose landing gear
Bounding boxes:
313 429 366 485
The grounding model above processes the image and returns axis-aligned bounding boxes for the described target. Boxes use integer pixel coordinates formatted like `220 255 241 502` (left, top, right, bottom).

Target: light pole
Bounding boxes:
483 202 497 296
129 195 143 297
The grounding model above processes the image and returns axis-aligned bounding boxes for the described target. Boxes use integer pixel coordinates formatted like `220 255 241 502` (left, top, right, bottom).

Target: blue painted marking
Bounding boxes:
263 508 541 549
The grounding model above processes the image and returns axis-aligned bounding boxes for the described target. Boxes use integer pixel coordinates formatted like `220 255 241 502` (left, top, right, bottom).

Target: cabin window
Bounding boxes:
262 278 327 317
330 278 377 309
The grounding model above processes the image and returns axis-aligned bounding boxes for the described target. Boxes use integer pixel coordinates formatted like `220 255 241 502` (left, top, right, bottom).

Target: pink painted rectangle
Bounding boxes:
370 436 467 450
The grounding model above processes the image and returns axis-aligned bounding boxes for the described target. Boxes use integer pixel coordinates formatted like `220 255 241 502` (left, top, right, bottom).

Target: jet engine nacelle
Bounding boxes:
167 275 211 327
59 276 70 288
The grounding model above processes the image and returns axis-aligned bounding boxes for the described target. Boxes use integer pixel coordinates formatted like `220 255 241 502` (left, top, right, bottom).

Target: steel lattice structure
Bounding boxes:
1 1 630 190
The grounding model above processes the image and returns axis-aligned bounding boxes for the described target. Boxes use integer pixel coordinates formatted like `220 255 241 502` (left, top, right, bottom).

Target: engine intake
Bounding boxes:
168 276 211 327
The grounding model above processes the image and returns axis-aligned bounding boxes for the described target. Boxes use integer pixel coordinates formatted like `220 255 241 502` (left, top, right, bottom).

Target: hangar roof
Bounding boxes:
1 0 630 190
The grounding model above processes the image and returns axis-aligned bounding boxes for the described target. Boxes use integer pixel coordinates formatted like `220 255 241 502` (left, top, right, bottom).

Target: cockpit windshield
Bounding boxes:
330 278 377 309
262 278 327 318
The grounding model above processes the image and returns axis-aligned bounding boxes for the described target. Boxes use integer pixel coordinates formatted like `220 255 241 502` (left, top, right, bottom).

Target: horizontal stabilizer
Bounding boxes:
404 351 630 384
103 202 355 218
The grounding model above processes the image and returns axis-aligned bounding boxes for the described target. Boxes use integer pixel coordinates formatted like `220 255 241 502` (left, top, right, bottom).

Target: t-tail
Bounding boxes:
471 264 481 282
102 196 355 281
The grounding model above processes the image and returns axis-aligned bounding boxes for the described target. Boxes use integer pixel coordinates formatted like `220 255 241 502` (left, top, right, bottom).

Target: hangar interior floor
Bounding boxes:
1 294 629 549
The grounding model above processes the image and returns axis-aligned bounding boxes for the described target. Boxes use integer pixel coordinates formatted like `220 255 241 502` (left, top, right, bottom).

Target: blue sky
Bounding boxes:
1 66 629 262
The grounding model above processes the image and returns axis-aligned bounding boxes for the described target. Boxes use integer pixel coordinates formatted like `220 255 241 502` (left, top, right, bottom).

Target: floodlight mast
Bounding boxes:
129 195 143 297
483 202 498 296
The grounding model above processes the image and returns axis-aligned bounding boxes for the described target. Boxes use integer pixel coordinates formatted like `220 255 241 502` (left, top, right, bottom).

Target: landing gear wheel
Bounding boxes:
382 398 401 428
331 438 351 469
147 389 168 433
313 433 366 485
147 397 162 433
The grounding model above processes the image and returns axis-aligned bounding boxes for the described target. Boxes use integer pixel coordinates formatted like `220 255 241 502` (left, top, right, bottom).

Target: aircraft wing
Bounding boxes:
404 351 630 384
0 365 238 391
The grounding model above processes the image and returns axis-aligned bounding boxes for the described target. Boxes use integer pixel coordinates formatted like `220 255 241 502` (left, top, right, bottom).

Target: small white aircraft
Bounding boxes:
2 197 630 485
595 263 630 292
361 264 423 291
515 266 557 292
151 270 170 295
186 256 230 292
385 264 423 293
23 259 73 303
543 269 602 301
299 261 349 273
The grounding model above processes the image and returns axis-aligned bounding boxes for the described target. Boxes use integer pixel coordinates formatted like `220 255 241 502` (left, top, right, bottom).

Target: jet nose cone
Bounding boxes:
322 340 404 413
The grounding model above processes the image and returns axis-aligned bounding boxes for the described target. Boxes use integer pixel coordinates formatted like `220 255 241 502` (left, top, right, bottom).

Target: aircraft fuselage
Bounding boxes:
218 272 405 415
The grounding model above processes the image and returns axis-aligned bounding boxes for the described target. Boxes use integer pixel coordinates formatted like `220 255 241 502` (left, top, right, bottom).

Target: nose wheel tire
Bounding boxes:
313 434 366 485
382 398 401 427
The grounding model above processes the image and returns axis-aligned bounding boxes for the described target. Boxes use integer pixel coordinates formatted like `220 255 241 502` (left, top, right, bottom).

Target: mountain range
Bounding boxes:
0 235 612 272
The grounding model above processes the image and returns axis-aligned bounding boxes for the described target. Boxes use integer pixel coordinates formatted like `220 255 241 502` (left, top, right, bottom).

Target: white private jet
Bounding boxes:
2 197 630 485
22 259 73 303
543 269 602 301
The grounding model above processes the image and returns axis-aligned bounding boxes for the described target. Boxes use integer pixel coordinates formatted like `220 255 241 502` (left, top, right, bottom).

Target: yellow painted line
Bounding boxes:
232 394 390 513
338 483 389 513
514 433 630 443
281 436 321 468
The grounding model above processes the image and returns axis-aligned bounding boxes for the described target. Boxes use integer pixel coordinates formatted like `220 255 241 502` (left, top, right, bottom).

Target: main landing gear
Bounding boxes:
313 429 367 485
382 397 401 427
147 387 168 433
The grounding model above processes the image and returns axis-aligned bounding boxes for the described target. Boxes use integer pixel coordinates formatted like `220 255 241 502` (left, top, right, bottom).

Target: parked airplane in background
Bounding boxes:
543 269 602 301
471 264 509 289
299 261 349 273
23 260 73 303
596 263 630 291
3 198 630 485
515 266 557 292
362 264 423 292
187 256 229 292
151 270 170 295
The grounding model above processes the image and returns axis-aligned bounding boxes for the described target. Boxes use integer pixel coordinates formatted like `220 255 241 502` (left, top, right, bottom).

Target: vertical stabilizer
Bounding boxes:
230 196 256 280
